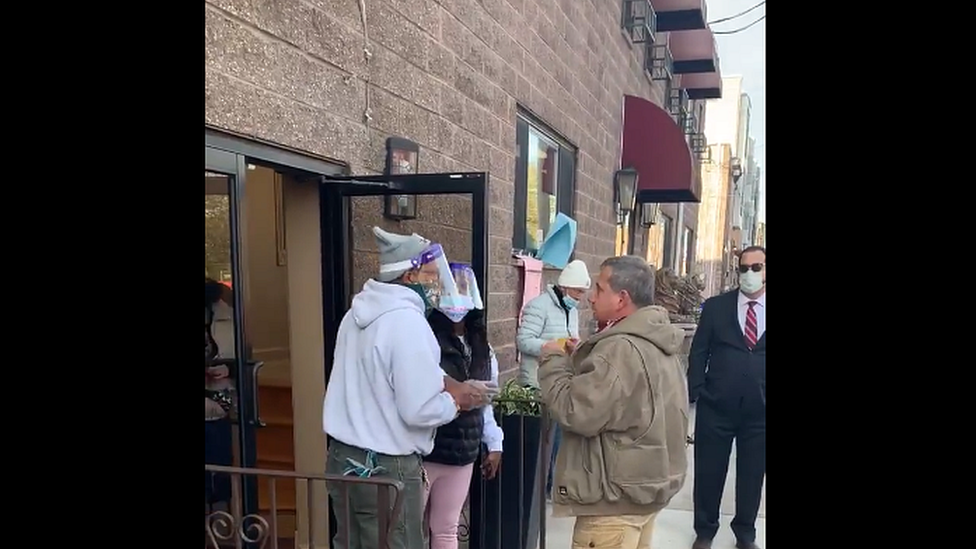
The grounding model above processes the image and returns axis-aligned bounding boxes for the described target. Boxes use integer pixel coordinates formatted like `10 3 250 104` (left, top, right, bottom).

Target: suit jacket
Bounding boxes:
688 290 765 413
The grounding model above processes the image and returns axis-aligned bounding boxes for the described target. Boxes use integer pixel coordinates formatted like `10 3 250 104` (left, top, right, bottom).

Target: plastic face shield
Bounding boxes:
437 262 483 323
381 241 457 309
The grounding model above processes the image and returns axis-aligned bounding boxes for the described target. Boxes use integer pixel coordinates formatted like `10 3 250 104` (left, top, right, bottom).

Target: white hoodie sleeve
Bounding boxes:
481 348 505 452
390 325 458 429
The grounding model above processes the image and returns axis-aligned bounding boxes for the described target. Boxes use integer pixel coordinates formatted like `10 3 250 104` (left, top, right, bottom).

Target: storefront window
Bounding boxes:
661 214 674 269
514 114 576 254
525 128 559 251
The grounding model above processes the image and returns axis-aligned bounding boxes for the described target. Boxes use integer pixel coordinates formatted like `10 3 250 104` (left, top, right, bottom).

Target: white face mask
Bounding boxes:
739 271 764 294
442 308 471 324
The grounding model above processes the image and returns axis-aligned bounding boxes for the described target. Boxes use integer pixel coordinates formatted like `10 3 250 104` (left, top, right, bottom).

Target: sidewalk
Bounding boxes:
544 404 766 548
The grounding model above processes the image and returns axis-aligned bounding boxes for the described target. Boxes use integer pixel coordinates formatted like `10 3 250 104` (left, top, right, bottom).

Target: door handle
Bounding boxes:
249 361 266 428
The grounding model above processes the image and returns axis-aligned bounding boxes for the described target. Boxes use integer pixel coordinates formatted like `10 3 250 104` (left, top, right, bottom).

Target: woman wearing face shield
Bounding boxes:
422 263 504 549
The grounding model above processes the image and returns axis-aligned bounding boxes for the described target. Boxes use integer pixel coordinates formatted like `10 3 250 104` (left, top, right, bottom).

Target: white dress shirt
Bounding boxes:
736 291 766 340
461 337 505 453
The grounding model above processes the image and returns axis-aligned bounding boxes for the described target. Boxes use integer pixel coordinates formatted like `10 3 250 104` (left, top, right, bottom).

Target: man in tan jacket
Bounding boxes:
539 255 690 549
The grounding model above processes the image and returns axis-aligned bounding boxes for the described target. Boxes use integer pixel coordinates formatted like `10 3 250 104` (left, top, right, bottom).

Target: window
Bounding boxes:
615 213 632 256
681 227 694 275
514 114 576 254
661 214 674 269
646 222 665 268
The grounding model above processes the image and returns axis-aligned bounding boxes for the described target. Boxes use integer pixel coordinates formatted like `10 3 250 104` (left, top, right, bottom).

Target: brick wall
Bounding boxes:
205 0 672 375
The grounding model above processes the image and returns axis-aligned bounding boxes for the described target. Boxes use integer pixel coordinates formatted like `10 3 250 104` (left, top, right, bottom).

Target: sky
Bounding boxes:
707 0 765 222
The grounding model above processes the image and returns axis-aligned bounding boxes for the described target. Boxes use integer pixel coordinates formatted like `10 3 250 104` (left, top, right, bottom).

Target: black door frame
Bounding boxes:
205 145 261 521
318 172 489 381
205 128 345 521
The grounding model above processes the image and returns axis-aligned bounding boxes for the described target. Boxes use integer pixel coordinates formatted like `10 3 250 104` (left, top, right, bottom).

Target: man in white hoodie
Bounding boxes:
324 227 492 549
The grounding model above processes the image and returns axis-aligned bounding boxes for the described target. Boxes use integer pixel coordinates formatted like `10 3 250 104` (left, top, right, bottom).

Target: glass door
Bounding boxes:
205 146 262 520
319 172 488 351
319 171 489 546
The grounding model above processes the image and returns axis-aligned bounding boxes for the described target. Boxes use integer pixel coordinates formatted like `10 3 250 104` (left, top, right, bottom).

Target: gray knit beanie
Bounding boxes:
373 226 431 282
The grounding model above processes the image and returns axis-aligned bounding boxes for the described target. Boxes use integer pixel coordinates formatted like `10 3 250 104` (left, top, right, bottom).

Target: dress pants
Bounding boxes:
692 399 765 543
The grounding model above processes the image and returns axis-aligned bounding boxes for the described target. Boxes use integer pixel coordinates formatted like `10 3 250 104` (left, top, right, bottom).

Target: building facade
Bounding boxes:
206 0 720 372
740 137 761 246
693 74 762 295
205 0 723 543
694 143 733 297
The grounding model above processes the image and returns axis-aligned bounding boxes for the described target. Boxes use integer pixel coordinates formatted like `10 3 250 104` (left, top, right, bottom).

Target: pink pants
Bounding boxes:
422 461 475 549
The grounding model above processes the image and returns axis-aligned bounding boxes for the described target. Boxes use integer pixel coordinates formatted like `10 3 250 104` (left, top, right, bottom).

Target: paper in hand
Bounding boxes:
464 379 500 406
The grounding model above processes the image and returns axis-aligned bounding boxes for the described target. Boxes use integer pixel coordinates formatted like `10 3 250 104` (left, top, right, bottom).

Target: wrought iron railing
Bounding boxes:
462 396 554 549
204 464 404 549
207 397 553 549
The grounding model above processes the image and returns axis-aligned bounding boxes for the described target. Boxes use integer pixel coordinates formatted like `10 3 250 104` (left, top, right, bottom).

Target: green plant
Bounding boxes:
494 378 543 417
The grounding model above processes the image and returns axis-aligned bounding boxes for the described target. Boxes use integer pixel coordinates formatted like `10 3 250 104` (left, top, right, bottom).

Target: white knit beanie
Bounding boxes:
557 260 591 289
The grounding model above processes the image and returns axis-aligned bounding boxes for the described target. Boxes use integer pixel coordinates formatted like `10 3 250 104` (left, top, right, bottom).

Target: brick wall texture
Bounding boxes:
205 0 697 374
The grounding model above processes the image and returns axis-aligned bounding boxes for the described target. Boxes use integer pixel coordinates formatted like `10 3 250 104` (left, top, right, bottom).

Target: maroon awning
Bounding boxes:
651 0 707 32
680 72 722 100
621 95 699 203
669 28 718 74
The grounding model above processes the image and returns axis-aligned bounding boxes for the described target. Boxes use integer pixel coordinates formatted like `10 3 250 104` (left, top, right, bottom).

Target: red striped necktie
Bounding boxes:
745 301 758 349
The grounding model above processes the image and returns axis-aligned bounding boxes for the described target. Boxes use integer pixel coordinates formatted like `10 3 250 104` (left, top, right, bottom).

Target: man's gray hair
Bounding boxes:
600 255 656 308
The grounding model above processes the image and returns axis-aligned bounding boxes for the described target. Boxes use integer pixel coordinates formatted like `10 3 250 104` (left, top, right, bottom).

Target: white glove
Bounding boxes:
464 380 500 407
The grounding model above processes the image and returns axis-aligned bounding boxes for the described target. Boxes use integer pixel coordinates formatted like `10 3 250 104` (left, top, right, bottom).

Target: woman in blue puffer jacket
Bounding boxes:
515 259 591 498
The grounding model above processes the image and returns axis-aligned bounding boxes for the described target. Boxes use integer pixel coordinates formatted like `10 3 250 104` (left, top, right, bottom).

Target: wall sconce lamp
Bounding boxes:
730 157 743 184
383 137 420 221
384 194 417 221
613 167 639 226
639 202 661 228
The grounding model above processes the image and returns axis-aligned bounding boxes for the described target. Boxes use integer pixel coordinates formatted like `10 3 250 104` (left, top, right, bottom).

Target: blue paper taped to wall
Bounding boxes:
536 213 577 269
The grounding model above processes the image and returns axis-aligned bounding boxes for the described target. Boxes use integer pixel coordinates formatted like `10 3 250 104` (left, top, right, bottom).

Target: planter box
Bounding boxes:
468 414 553 549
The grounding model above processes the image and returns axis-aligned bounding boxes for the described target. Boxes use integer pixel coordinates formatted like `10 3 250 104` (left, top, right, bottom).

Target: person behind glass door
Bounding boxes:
422 263 503 549
515 259 591 498
205 278 235 507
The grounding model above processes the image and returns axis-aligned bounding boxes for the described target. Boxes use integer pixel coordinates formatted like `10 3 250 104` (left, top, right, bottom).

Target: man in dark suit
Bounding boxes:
688 246 766 549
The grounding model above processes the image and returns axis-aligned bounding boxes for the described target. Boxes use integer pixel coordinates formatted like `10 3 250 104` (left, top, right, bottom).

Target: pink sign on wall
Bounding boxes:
516 255 544 314
514 255 544 363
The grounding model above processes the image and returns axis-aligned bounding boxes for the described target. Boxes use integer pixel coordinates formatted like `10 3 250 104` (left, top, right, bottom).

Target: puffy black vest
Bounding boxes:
424 334 487 466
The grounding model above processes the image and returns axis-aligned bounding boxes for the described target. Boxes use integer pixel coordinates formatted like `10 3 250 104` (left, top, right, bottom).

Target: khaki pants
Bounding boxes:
571 513 658 549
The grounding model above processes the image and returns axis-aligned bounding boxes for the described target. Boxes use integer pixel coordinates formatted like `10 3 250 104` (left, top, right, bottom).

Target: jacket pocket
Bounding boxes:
605 443 672 506
581 437 592 474
552 433 603 506
571 516 627 548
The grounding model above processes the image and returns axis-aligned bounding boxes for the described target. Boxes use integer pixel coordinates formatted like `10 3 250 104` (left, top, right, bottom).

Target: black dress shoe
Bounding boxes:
735 541 760 549
691 538 712 549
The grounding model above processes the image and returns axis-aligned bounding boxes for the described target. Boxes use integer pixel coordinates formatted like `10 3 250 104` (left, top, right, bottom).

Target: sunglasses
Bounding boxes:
738 263 764 274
